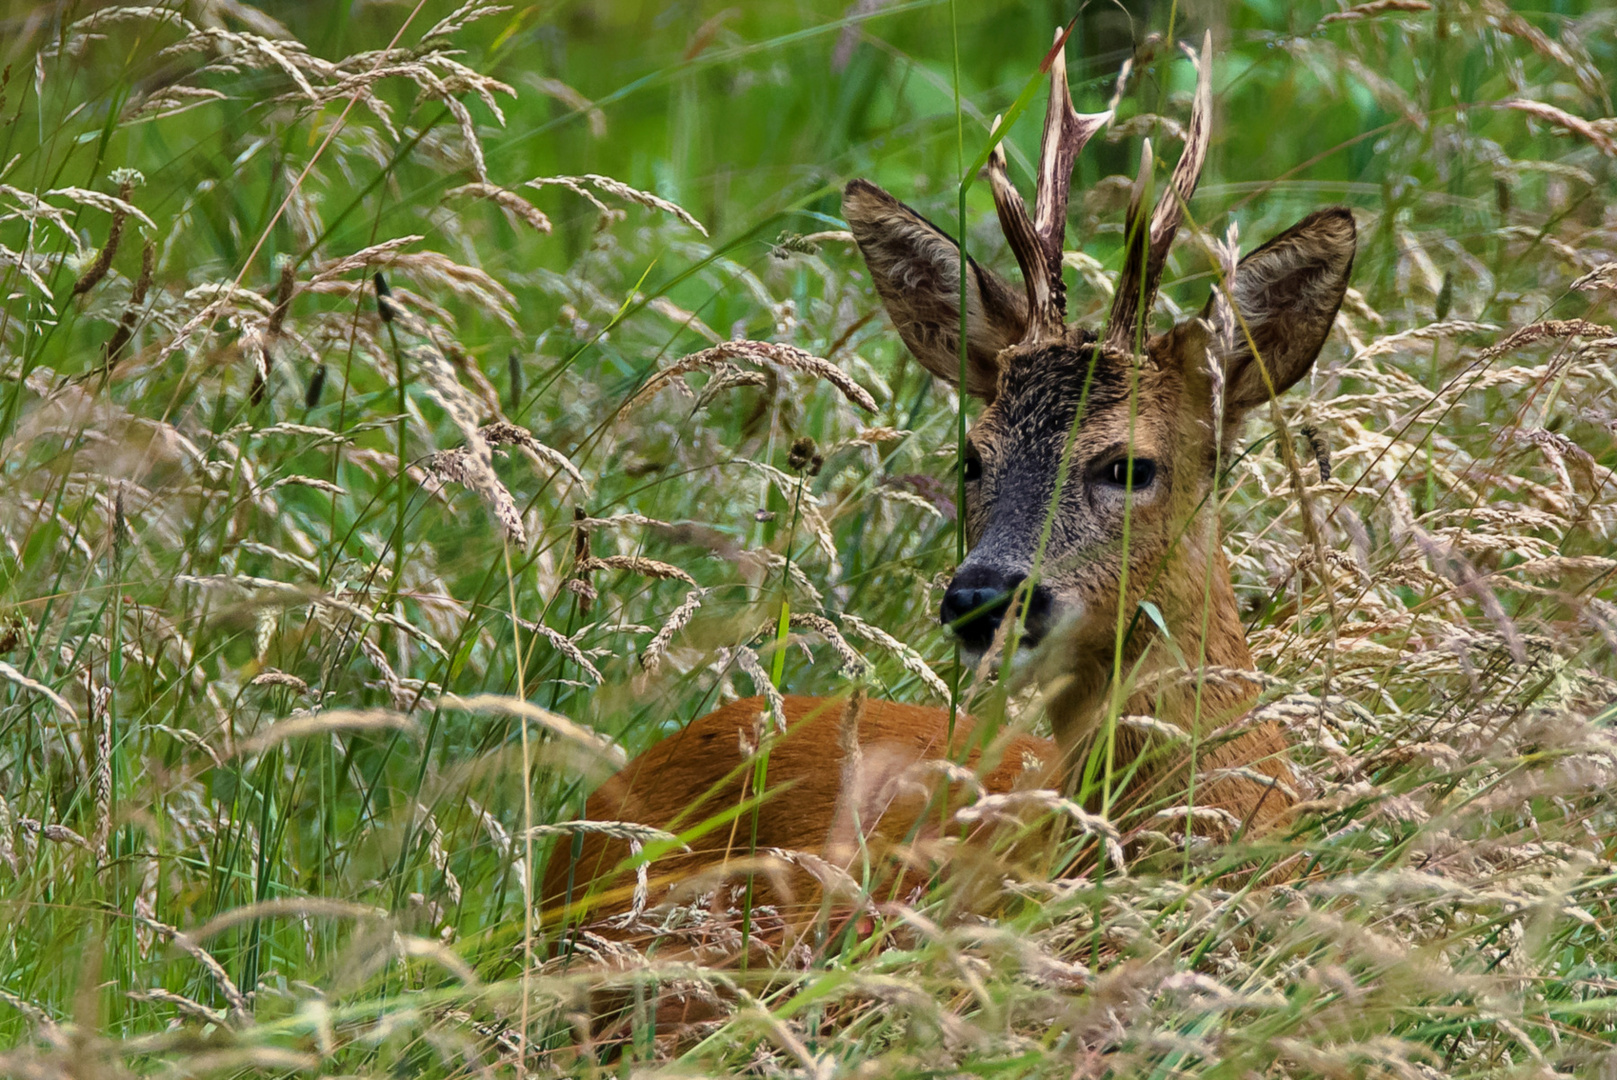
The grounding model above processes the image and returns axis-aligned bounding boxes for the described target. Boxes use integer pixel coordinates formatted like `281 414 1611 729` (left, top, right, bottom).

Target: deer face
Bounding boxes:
949 330 1186 656
845 85 1355 664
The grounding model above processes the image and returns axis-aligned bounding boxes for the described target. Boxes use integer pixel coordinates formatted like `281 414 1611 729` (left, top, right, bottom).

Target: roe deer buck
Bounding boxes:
544 30 1355 934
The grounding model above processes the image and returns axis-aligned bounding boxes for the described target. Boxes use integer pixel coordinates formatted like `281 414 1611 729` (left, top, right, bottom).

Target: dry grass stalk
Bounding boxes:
785 612 868 679
420 0 512 43
306 235 424 285
158 26 324 99
436 693 624 766
518 621 603 685
730 646 787 737
0 795 14 875
189 898 386 942
0 184 80 246
955 791 1126 871
0 985 54 1032
646 296 724 344
640 588 704 673
739 547 826 606
626 340 879 413
264 475 344 496
405 342 527 545
1349 319 1498 362
523 819 682 848
442 419 586 486
840 613 950 700
525 75 607 137
575 512 678 531
1571 263 1617 292
123 84 229 122
20 818 93 851
1319 0 1431 24
876 486 945 519
230 708 415 759
1481 0 1604 97
125 987 227 1026
414 802 463 907
0 243 52 297
133 914 249 1019
581 554 696 586
1478 318 1614 360
46 183 155 230
525 174 707 235
86 670 112 862
392 933 480 984
1497 99 1617 158
0 661 77 721
248 670 310 693
446 182 552 234
527 820 685 926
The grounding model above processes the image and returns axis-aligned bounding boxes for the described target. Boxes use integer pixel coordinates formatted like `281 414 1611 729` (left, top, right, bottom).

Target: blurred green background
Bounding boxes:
1 1 1615 1070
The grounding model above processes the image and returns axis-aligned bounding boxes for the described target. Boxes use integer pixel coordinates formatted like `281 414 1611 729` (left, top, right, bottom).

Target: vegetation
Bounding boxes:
0 0 1614 1075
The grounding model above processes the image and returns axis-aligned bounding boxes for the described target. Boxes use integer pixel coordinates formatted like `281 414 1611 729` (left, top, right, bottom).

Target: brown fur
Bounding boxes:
541 694 1055 926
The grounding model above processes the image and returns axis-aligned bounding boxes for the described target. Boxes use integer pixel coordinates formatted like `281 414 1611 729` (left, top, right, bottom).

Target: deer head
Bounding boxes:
844 31 1355 748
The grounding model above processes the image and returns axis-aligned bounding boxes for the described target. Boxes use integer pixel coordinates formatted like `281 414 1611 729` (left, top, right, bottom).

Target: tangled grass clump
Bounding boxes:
0 0 1614 1076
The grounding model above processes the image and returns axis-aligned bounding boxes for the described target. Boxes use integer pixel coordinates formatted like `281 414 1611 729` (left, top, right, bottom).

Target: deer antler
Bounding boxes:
1104 30 1213 356
986 27 1111 345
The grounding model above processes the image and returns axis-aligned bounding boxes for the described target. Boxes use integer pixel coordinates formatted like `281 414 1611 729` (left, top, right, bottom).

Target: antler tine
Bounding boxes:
1105 30 1214 355
1020 26 1112 343
985 117 1044 327
1105 138 1155 353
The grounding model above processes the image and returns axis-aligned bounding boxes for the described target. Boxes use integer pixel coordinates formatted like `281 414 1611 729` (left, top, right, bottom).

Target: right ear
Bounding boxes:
843 179 1026 401
1213 207 1356 415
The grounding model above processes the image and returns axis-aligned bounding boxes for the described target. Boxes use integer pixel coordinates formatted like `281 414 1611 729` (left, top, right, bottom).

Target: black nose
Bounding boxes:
940 566 1052 653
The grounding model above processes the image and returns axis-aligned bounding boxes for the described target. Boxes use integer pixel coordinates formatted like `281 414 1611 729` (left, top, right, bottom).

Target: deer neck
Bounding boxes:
1044 519 1259 762
1136 535 1260 732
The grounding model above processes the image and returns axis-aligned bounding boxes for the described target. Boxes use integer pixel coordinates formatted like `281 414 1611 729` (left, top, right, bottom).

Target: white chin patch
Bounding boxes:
1047 600 1087 639
1005 645 1039 673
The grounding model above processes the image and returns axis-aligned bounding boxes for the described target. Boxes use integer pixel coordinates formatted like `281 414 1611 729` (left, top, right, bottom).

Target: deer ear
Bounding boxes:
844 179 1027 401
1215 207 1356 413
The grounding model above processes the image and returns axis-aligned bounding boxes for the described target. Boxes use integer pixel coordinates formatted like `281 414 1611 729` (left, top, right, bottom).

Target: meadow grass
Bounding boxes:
0 0 1615 1075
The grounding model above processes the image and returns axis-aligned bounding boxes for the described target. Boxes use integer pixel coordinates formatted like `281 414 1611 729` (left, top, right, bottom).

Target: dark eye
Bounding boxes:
1104 458 1156 489
962 447 983 482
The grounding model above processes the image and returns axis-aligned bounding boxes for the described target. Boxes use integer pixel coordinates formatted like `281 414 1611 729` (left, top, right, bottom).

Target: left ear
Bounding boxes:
843 179 1027 401
1211 207 1356 413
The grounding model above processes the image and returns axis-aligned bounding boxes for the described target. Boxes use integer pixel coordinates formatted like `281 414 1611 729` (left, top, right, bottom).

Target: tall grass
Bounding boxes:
0 0 1614 1075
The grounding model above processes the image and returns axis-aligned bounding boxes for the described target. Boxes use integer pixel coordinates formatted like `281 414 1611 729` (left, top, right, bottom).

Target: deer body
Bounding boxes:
547 695 1058 927
545 30 1354 934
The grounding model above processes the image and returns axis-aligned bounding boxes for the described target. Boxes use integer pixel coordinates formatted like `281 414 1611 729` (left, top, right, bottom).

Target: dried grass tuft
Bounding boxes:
641 589 704 673
1497 98 1617 158
1319 0 1432 24
0 662 76 720
623 340 879 416
445 182 552 234
526 173 707 235
230 708 416 759
437 693 623 765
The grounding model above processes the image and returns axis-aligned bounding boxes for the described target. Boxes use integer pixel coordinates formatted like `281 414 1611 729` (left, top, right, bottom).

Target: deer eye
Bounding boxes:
962 447 984 482
1103 458 1156 489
